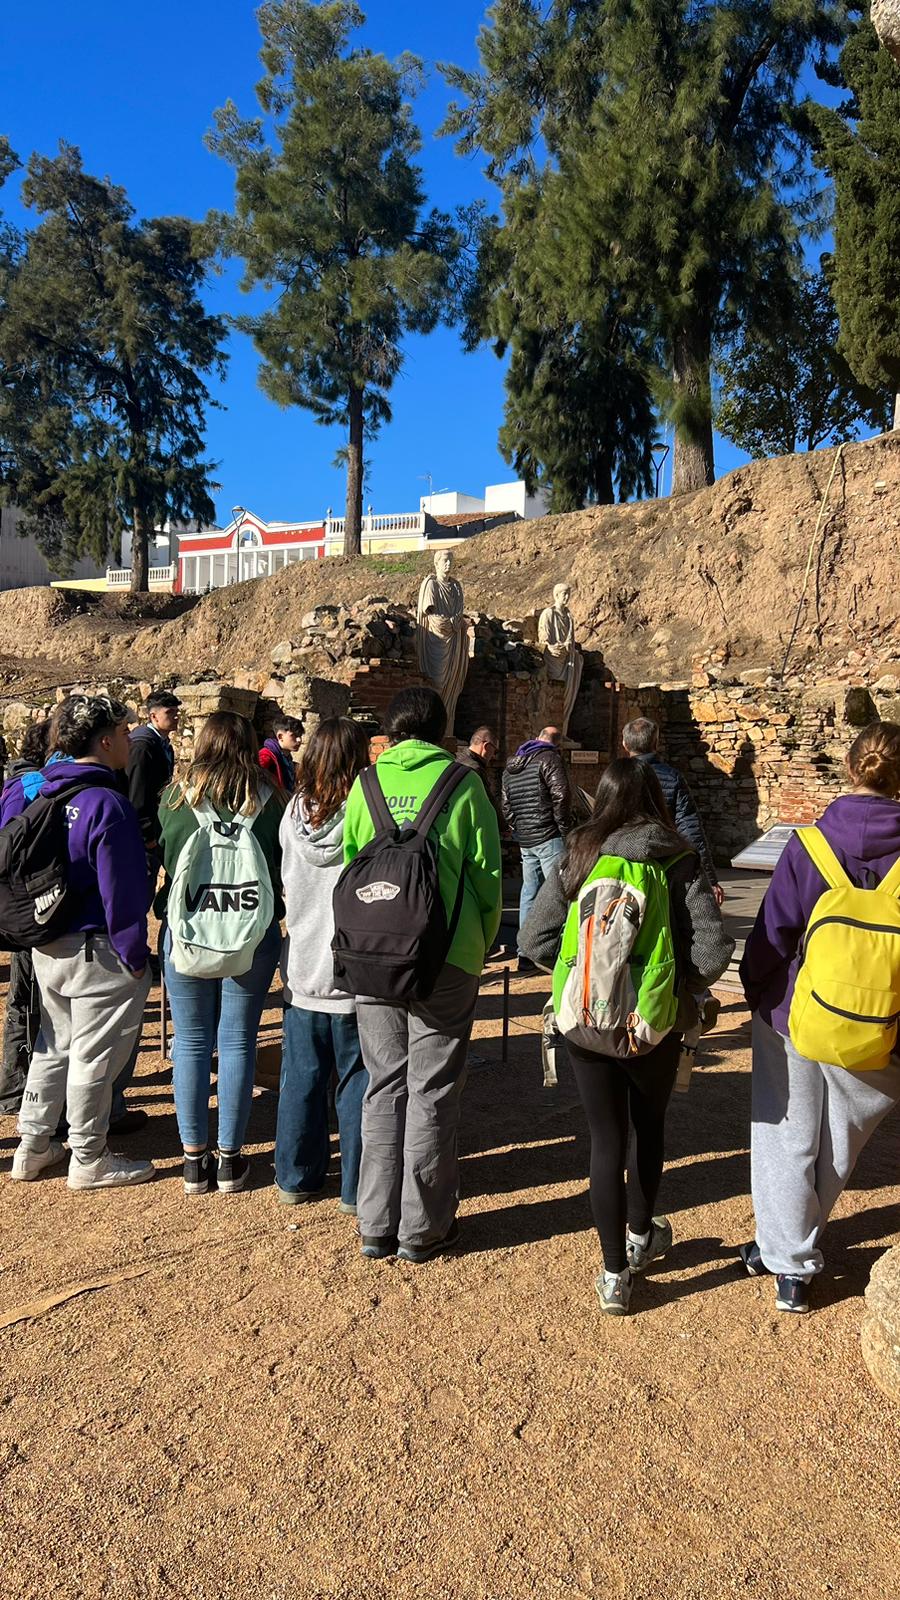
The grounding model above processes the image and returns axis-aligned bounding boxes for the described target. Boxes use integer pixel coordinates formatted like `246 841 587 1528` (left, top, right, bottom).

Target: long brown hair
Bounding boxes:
847 721 900 798
294 717 370 828
168 711 269 816
561 757 685 900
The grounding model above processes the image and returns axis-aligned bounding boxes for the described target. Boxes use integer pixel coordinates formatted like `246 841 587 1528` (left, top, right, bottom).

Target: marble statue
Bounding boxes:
873 0 900 63
415 549 471 735
538 583 583 736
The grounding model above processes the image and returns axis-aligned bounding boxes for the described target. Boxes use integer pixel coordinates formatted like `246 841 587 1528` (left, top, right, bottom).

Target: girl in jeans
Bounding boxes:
159 713 284 1195
740 721 900 1313
521 759 733 1315
275 717 370 1210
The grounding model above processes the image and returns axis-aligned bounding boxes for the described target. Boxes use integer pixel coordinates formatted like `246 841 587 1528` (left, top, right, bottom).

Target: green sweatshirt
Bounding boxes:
156 784 285 921
343 741 503 977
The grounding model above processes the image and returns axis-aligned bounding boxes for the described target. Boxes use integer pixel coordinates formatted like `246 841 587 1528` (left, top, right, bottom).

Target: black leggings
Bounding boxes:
568 1034 681 1274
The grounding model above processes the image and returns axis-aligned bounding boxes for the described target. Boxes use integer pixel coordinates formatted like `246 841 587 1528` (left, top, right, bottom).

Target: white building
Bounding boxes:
420 480 550 521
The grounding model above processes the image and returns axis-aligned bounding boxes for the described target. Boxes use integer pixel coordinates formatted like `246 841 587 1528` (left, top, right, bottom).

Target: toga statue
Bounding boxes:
538 583 584 736
416 549 471 736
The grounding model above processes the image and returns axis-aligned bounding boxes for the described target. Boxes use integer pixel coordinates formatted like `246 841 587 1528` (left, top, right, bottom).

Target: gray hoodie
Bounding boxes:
280 797 356 1014
520 820 734 1031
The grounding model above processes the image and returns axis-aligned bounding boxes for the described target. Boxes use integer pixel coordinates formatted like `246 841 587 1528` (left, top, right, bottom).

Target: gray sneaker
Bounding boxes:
67 1150 155 1190
626 1217 673 1273
596 1268 633 1315
10 1139 67 1182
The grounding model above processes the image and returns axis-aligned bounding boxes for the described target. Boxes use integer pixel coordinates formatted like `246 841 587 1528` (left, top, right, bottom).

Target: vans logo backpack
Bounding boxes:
789 826 900 1070
167 795 274 979
553 853 685 1058
332 762 469 1003
0 774 116 952
355 881 401 904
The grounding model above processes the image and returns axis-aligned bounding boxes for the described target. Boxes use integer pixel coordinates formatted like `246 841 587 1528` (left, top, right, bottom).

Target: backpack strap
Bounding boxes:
795 826 851 891
878 853 900 899
360 765 395 835
414 762 469 837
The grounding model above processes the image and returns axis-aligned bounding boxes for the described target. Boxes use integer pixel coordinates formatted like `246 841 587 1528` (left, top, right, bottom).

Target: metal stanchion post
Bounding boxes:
501 965 510 1065
160 971 168 1064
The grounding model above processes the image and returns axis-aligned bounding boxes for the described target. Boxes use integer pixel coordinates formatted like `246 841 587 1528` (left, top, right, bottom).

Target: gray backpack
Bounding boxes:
167 794 274 979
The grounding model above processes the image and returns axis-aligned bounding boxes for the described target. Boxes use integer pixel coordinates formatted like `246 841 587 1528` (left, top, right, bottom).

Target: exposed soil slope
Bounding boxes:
0 434 897 689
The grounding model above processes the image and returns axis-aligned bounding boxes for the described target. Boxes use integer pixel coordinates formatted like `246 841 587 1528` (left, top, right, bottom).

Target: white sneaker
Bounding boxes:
10 1139 67 1182
67 1149 155 1190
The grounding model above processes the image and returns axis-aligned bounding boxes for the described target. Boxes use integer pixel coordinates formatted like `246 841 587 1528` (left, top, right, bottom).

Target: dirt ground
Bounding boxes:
1 956 899 1600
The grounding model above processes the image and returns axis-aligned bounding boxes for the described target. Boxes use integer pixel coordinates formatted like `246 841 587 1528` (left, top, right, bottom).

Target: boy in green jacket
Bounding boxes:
344 687 502 1263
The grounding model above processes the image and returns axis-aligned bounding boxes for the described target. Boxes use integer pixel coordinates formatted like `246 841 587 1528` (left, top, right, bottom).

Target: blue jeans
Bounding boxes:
164 921 281 1152
275 1006 367 1204
518 836 565 951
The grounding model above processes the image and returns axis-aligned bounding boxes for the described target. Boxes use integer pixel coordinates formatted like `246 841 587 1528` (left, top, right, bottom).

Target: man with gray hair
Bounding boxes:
622 717 723 904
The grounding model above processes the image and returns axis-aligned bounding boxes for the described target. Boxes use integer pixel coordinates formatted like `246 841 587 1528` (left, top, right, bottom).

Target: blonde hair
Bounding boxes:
847 721 900 798
167 711 269 816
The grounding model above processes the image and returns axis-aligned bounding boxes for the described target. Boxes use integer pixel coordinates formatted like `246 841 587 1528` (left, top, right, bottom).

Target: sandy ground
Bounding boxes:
1 955 899 1600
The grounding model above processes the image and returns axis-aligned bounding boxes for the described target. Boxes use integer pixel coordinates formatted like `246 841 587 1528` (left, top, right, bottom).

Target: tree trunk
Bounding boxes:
343 386 364 558
671 323 715 496
130 506 150 594
893 393 900 431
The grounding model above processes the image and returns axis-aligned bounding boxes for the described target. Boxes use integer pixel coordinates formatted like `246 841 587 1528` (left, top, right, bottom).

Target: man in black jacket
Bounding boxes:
127 689 180 875
622 717 723 904
502 726 573 969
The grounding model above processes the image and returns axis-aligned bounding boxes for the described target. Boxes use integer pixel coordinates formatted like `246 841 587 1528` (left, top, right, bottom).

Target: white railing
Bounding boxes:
106 563 177 589
325 512 426 538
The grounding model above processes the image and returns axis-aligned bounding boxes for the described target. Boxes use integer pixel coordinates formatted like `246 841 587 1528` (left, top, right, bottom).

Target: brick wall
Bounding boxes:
623 680 884 861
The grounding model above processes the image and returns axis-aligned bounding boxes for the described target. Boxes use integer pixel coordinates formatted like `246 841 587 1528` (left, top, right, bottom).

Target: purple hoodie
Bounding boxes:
38 760 150 972
740 793 900 1034
514 738 557 758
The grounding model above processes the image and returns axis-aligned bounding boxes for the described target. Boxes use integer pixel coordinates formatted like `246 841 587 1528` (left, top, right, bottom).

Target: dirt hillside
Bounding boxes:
0 433 897 689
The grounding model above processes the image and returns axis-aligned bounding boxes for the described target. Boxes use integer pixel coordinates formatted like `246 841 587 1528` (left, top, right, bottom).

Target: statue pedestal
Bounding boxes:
862 1245 900 1401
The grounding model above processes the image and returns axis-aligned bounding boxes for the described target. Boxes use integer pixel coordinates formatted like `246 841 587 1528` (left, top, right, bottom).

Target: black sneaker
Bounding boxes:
216 1150 250 1194
183 1149 216 1196
109 1109 150 1137
738 1241 770 1277
775 1275 810 1314
397 1219 461 1264
516 956 538 975
361 1235 398 1259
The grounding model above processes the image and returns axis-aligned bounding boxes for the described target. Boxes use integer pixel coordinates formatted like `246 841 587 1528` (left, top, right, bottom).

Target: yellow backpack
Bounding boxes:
789 826 900 1070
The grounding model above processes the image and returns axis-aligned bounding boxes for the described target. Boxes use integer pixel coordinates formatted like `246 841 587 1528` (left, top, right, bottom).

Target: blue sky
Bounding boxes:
2 1 825 527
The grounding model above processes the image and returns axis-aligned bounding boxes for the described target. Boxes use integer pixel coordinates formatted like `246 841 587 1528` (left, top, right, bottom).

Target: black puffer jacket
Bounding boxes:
501 744 572 847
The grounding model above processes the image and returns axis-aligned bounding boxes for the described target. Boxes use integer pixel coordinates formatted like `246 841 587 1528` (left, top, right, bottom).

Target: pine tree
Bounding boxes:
715 268 891 456
811 15 900 430
0 145 226 590
207 0 458 556
444 1 847 495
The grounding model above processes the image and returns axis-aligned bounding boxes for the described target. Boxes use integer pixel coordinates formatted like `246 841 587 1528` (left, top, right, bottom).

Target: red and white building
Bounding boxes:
176 511 325 594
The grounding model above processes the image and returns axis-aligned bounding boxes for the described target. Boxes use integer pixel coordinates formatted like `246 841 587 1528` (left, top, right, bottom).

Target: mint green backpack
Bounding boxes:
552 853 685 1058
167 794 274 979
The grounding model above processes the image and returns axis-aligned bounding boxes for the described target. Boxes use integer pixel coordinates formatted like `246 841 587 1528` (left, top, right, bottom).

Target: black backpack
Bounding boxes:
332 761 469 1003
0 774 112 952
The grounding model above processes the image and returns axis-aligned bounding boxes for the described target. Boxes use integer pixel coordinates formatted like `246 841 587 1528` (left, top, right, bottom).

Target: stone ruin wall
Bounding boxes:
2 595 899 866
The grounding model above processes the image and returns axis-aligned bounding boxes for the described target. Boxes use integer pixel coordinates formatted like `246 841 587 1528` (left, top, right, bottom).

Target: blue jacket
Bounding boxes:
635 752 718 885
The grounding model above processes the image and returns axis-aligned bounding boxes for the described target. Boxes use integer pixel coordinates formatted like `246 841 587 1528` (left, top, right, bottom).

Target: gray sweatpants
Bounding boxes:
751 1014 900 1279
356 964 479 1247
19 934 150 1162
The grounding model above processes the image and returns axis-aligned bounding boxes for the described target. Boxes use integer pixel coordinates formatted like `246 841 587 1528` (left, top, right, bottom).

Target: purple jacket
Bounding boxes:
38 760 150 971
740 793 900 1034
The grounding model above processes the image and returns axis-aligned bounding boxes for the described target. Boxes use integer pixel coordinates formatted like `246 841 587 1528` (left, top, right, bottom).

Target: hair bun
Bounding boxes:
848 721 900 797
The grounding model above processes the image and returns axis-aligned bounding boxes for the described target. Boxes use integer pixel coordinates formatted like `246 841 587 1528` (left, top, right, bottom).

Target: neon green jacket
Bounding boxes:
343 741 503 977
